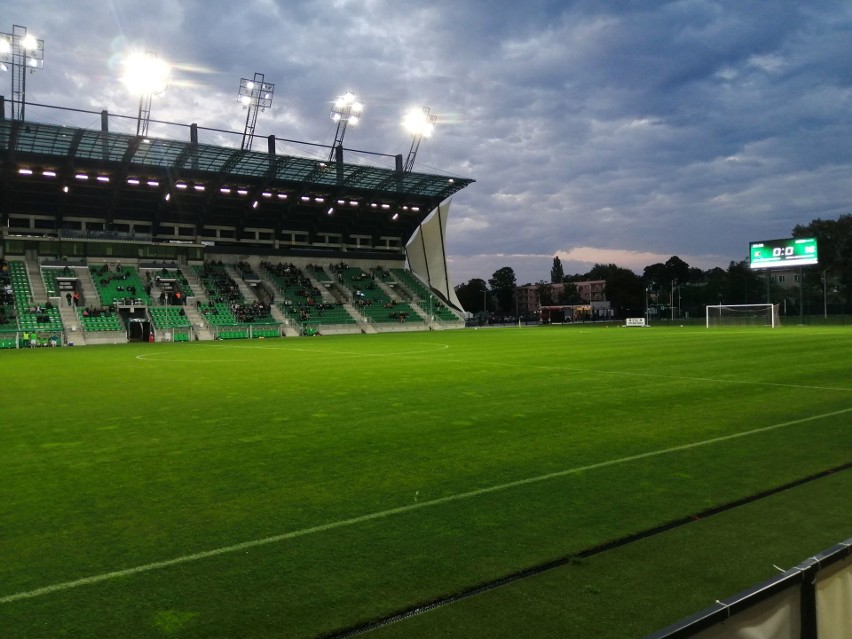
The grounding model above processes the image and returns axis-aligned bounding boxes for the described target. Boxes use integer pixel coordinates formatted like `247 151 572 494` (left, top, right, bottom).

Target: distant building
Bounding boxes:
767 270 800 288
515 285 539 317
514 280 610 320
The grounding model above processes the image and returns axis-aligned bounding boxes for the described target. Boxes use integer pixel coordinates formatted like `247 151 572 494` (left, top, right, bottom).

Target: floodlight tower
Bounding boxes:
121 51 170 137
328 92 363 161
402 106 436 172
238 72 274 151
0 25 45 121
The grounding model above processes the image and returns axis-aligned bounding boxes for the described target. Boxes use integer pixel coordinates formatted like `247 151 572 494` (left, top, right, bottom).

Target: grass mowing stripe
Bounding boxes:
137 337 849 391
440 357 852 393
325 463 852 639
2 405 849 606
134 342 451 362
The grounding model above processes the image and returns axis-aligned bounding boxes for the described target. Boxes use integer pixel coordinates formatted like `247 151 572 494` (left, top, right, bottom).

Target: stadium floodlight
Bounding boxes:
402 106 437 172
121 51 171 137
238 72 274 151
0 25 45 121
328 92 363 161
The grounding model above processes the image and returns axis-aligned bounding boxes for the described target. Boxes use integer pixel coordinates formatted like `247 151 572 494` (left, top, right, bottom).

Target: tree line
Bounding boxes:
454 214 852 320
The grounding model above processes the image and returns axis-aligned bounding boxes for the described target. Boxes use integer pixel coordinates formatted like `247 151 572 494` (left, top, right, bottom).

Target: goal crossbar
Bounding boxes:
706 303 780 328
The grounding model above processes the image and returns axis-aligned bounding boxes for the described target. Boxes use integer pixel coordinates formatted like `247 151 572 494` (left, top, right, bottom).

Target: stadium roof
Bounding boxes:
0 114 474 244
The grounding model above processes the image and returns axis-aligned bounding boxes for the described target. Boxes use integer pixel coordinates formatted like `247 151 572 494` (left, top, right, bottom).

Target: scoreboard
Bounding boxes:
749 237 818 270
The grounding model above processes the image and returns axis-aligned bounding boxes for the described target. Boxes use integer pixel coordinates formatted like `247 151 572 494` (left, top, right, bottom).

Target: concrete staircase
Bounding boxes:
183 303 214 341
374 277 402 302
76 266 100 309
226 264 258 302
57 304 87 346
25 259 48 303
267 304 298 337
181 265 206 301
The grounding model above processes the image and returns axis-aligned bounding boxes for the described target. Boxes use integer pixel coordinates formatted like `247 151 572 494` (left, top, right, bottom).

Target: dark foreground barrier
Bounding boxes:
644 538 851 639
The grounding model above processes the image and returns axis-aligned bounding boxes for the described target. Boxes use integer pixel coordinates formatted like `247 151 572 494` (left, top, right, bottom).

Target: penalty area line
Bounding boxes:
2 406 850 605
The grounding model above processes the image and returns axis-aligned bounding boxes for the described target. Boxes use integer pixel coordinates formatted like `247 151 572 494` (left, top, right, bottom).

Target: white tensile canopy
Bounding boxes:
405 200 464 312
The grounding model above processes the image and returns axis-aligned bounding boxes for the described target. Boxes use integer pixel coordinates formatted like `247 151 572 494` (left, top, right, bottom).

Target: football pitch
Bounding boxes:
1 325 850 638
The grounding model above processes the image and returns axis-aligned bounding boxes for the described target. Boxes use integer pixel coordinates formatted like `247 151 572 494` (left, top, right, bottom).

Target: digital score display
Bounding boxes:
749 237 818 270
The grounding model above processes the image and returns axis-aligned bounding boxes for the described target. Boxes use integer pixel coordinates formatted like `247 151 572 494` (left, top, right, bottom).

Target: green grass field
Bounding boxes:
1 325 850 638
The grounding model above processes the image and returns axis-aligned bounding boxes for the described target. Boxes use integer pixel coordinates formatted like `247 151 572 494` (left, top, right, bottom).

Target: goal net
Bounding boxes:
706 304 781 328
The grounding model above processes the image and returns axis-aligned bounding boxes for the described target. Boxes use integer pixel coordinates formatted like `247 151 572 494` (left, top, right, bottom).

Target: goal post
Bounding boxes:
706 303 781 328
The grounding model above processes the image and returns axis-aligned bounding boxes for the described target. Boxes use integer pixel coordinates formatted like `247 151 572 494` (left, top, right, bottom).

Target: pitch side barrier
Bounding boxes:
643 538 852 639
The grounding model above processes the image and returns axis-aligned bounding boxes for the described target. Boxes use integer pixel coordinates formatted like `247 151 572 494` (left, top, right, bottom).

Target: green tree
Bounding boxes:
701 267 728 307
665 255 691 284
454 278 488 313
643 262 668 288
688 267 704 283
726 260 763 304
793 214 852 309
536 281 554 306
558 281 581 304
586 263 643 318
489 266 517 313
644 257 691 287
550 256 564 283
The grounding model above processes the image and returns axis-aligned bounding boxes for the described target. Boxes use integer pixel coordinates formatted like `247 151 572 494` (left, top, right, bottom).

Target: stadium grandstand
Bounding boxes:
0 97 474 346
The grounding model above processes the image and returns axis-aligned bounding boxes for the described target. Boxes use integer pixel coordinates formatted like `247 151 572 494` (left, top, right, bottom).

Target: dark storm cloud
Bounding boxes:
4 0 852 283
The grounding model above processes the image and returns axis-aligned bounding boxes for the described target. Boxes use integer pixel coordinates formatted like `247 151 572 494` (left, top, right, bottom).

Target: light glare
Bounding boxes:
403 107 436 137
121 51 171 96
21 34 38 50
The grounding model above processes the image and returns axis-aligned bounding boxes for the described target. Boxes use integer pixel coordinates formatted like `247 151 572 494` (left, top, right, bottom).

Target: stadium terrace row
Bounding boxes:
0 257 463 348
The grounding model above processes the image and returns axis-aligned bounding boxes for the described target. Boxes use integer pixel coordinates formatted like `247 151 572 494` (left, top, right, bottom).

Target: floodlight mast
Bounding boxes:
238 72 274 151
328 92 363 162
137 91 153 137
122 51 170 137
403 106 436 173
0 25 45 121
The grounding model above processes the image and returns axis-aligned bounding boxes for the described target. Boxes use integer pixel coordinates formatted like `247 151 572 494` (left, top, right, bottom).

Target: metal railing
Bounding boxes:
643 538 852 639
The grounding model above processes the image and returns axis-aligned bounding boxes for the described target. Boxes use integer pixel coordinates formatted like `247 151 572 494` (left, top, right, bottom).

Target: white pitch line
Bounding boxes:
2 406 850 605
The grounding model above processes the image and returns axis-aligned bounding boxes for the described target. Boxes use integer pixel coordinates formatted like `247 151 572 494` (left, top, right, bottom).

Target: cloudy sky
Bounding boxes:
4 0 852 285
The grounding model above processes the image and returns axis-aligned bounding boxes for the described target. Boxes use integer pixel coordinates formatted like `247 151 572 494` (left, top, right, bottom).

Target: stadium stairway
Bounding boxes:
57 303 87 345
406 301 429 323
181 266 206 300
305 271 339 305
323 281 350 305
342 301 360 321
149 280 166 304
373 277 431 325
25 259 48 302
183 303 214 341
373 277 402 303
76 267 100 307
344 302 377 333
268 304 299 336
225 264 259 302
